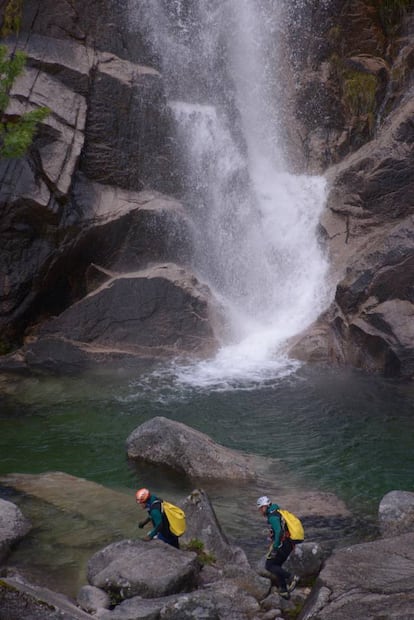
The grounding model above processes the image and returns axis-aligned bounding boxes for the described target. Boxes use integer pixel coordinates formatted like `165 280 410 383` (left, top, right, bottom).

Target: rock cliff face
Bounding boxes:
284 0 414 378
0 0 219 367
1 0 414 377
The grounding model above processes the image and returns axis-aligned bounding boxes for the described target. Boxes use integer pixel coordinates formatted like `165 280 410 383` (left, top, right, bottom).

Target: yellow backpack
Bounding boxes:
163 501 186 537
279 509 305 543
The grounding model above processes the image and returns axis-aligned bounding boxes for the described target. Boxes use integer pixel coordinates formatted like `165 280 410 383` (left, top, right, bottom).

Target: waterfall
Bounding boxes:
128 0 331 386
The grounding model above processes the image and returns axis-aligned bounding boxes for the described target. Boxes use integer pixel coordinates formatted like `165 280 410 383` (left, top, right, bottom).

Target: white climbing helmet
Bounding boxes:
256 495 271 508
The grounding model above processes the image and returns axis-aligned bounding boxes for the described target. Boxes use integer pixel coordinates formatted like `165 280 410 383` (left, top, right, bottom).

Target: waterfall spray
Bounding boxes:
129 0 331 386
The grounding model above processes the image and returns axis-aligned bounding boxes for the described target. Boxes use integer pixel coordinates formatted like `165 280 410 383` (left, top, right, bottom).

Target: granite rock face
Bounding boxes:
126 416 258 481
299 531 414 620
0 3 192 362
0 498 31 563
290 95 414 378
1 0 414 378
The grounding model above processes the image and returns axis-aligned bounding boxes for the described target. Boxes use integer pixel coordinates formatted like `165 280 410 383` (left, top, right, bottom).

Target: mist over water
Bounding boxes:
130 0 332 386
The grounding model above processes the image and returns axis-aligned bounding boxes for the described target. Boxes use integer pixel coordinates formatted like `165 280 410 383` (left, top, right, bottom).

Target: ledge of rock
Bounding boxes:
15 264 221 371
0 574 93 620
300 531 414 620
126 416 257 481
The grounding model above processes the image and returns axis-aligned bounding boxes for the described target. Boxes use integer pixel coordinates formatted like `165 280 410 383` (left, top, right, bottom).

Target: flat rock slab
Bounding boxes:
0 472 137 531
87 539 200 600
0 575 93 620
300 531 414 620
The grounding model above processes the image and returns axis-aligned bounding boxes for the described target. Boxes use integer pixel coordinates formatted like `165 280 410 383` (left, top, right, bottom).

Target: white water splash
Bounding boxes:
128 0 331 387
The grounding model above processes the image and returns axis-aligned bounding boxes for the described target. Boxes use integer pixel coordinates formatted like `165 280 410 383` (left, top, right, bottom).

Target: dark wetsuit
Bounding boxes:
144 494 179 549
264 503 294 590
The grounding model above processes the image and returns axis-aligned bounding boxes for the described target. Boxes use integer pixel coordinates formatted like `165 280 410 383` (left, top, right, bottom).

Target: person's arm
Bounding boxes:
148 504 163 539
269 513 282 549
138 516 151 528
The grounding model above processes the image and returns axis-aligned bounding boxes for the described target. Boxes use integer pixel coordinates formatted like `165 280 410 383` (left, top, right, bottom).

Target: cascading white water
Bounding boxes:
129 0 332 386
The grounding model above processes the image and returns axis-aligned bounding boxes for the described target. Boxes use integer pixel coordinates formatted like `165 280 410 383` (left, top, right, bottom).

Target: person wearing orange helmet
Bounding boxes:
135 488 179 549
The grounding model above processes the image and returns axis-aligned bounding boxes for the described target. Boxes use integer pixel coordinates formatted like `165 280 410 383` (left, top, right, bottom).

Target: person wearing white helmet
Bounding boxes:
256 496 299 599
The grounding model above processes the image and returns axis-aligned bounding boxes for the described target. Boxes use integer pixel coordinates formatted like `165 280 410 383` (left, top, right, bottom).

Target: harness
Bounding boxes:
268 506 291 546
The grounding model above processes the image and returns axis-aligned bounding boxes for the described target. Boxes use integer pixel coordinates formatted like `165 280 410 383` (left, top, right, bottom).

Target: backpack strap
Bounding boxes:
275 509 290 542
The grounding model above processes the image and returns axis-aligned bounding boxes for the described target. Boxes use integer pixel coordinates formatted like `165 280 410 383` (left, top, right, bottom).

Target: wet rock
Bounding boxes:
69 179 193 277
0 574 93 619
77 585 111 614
0 262 222 373
87 539 200 600
290 94 414 378
0 27 177 350
126 416 257 481
299 531 414 620
379 490 414 538
81 52 170 192
0 499 31 563
23 264 219 367
0 471 138 544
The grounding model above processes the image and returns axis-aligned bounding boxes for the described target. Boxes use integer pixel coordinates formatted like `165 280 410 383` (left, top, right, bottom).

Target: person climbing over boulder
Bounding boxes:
136 487 180 549
257 495 300 599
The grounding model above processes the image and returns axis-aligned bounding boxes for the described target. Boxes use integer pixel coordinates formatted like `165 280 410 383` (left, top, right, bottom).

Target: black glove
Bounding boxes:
138 517 150 529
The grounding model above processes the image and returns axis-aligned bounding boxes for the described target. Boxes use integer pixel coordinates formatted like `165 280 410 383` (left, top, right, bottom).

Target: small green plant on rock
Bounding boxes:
185 539 216 566
0 45 49 158
0 0 49 159
1 0 23 36
342 70 378 136
377 0 411 35
343 71 378 117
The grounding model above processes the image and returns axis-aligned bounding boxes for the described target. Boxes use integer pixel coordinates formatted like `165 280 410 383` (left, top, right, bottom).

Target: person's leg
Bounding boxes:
265 539 294 592
265 557 291 590
157 532 180 548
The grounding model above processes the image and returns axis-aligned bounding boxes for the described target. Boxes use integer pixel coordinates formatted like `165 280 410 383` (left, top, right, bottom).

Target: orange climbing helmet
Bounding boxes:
135 488 150 503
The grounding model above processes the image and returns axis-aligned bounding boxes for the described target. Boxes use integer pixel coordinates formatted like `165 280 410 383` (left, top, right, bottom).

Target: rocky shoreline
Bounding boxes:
1 418 413 619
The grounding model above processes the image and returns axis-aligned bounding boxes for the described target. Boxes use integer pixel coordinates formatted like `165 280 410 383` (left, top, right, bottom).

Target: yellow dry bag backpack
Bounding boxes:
279 509 305 543
162 501 186 537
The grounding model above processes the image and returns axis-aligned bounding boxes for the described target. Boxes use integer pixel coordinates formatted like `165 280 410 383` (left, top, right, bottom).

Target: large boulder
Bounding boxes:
2 263 221 372
0 499 31 563
379 490 414 538
298 531 414 620
126 416 257 481
87 539 200 600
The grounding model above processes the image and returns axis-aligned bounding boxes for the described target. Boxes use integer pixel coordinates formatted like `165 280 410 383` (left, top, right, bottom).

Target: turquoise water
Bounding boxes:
1 363 413 513
1 363 414 596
